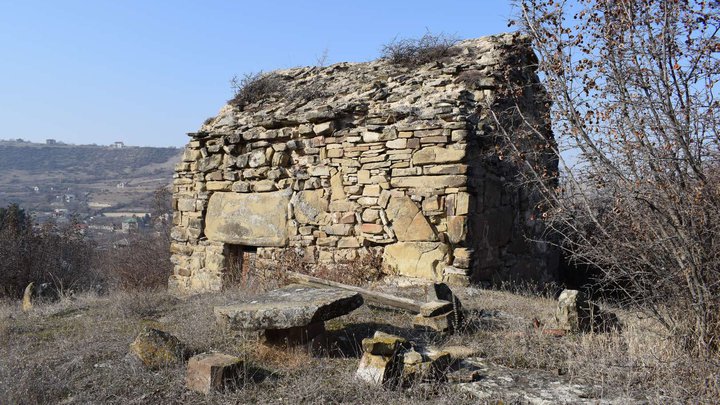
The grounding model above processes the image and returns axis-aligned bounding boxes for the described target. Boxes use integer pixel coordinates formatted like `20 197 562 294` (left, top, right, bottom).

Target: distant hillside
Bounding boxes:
0 142 179 176
0 141 182 221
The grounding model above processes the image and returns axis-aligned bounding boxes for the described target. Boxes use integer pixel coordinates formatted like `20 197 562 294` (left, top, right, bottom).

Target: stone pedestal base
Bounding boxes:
263 321 326 347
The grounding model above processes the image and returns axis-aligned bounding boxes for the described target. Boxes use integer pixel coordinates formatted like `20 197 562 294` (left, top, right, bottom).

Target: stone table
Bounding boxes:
214 284 364 345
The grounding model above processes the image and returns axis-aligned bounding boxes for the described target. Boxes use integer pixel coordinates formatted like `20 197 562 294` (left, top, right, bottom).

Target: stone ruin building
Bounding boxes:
169 33 558 294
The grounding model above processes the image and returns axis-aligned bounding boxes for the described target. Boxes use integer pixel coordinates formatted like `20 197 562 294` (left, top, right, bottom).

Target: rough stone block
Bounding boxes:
412 147 465 165
356 352 401 386
293 189 329 224
361 331 408 356
390 175 465 189
215 285 363 331
205 190 290 246
383 242 449 279
186 353 244 394
129 328 186 369
413 312 453 333
385 195 437 242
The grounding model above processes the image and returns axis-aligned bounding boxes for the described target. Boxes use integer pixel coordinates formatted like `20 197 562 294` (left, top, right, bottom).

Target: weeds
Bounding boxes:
228 72 285 111
381 32 459 67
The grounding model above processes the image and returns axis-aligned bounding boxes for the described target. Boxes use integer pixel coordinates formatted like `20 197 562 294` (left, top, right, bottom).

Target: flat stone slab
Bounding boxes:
205 190 291 246
215 285 364 330
457 358 635 404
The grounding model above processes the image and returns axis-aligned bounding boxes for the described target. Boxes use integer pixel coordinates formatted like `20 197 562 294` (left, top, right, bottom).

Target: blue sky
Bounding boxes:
0 1 516 147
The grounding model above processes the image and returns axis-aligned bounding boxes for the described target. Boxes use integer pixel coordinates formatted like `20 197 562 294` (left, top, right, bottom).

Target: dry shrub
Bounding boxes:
94 231 170 291
228 71 285 111
248 248 385 291
381 32 459 67
0 204 97 298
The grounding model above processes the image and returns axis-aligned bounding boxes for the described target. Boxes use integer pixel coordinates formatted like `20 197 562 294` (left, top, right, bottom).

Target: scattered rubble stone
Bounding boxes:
129 327 186 369
361 331 409 355
186 352 244 394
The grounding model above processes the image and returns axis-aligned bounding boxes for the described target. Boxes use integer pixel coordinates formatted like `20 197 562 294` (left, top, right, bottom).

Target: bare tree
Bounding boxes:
495 0 720 356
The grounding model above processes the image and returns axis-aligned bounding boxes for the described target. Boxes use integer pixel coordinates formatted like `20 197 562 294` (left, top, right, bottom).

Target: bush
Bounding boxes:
228 71 285 111
499 0 720 357
381 32 459 67
0 204 96 298
94 232 171 291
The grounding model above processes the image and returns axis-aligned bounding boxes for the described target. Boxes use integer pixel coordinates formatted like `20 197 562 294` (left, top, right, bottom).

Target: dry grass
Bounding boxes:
1 281 717 404
381 32 458 67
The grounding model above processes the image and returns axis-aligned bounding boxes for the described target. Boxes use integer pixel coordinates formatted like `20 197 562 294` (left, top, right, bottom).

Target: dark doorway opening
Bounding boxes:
225 244 258 288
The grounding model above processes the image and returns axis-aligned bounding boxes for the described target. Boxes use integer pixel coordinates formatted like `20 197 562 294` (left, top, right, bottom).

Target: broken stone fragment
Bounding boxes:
413 311 454 333
361 331 409 356
419 300 453 317
440 345 480 361
21 282 33 312
402 348 453 383
356 351 402 386
555 289 620 333
442 266 471 287
427 282 463 311
186 352 244 394
129 327 186 369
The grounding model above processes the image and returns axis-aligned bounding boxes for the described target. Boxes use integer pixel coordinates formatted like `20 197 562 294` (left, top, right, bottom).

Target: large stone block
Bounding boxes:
390 175 465 189
411 146 465 165
292 189 329 224
383 242 449 279
205 190 290 246
385 195 437 242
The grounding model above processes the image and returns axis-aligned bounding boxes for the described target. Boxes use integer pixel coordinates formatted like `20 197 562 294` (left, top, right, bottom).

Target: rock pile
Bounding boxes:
356 331 469 387
170 32 558 295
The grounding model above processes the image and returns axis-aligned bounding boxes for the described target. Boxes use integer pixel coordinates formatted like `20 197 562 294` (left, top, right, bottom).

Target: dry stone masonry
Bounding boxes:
170 33 558 294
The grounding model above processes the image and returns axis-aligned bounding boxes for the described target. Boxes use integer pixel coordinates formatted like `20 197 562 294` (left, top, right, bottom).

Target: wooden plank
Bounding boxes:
286 271 423 313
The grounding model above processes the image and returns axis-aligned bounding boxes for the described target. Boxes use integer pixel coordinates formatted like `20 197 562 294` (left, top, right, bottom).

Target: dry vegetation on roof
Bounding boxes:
381 32 459 67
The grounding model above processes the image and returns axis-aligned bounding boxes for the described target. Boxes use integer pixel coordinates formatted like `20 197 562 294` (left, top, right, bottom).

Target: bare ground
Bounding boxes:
0 281 717 404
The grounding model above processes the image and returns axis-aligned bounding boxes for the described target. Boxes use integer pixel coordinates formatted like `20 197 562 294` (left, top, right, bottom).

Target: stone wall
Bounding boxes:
170 33 558 294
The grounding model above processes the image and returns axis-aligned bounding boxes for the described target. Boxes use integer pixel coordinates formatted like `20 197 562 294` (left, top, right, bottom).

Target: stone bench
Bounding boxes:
214 284 364 346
